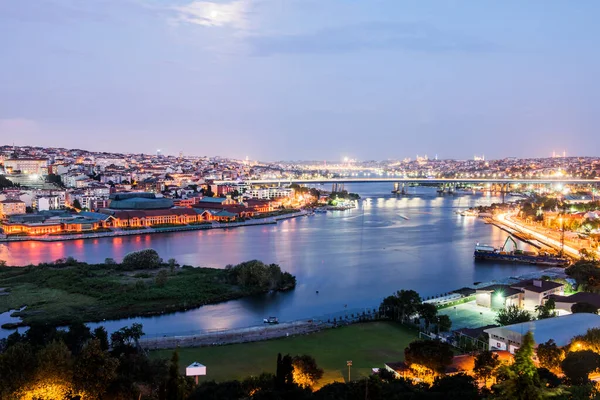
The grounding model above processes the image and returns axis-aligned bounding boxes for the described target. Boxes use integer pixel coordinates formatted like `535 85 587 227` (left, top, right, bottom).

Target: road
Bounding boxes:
495 213 597 259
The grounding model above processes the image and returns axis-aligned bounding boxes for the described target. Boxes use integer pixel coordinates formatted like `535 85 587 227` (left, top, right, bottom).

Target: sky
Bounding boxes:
1 0 599 161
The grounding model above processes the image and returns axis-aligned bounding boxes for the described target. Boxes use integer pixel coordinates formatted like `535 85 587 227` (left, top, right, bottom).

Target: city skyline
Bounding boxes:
2 0 600 160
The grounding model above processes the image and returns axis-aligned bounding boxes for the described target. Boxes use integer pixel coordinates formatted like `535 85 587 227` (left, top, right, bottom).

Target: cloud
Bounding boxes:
170 0 250 29
247 22 499 56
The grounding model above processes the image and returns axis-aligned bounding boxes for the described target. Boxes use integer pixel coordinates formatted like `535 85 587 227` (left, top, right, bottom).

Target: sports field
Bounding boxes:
151 322 417 386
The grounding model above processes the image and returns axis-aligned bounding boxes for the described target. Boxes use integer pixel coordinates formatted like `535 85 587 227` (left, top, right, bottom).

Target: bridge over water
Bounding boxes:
214 177 599 203
215 178 599 185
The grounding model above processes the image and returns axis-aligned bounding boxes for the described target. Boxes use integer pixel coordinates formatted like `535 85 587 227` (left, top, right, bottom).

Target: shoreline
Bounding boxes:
0 210 309 243
138 266 569 351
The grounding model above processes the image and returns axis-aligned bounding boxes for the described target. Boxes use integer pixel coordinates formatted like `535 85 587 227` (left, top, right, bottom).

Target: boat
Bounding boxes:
459 209 479 217
314 208 327 213
474 236 570 266
263 316 279 324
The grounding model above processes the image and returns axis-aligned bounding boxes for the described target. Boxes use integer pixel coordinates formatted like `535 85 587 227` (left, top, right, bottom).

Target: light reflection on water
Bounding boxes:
0 184 543 338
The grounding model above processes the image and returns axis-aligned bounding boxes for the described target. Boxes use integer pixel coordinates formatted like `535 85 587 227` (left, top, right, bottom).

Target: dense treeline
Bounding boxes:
0 250 296 327
0 323 197 400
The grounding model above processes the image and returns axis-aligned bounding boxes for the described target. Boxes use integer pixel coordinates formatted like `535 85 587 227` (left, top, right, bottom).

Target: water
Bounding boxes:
0 184 541 339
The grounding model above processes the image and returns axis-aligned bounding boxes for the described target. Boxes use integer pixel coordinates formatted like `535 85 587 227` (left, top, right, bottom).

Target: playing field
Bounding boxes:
151 322 418 386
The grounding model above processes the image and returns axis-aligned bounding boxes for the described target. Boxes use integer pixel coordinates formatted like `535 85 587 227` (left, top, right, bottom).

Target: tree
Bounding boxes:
168 258 178 273
418 303 438 329
166 351 183 400
0 342 36 397
561 350 600 385
64 321 92 354
429 373 480 400
104 257 117 266
473 350 500 385
495 305 532 326
571 302 598 314
404 340 454 374
492 331 558 400
536 339 564 373
380 289 422 322
121 248 162 270
30 340 74 398
93 326 110 351
110 323 144 354
436 315 452 332
72 199 83 210
156 269 169 287
566 260 600 293
571 328 600 353
292 354 324 388
275 353 294 389
73 339 119 399
536 298 557 319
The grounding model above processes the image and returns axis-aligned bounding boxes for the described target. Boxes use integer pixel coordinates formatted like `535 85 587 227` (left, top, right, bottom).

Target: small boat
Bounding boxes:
399 215 410 220
314 208 327 213
263 316 279 324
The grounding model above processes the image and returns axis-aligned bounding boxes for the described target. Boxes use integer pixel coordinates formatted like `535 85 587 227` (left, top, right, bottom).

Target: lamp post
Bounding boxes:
347 360 352 382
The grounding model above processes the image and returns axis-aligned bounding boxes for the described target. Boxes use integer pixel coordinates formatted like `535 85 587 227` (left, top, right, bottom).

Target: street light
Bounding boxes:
347 360 352 382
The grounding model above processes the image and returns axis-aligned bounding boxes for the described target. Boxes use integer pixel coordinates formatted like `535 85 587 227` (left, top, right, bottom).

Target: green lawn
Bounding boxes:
151 322 417 387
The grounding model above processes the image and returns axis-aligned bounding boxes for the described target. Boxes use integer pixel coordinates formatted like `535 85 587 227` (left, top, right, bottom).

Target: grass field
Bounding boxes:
151 322 418 387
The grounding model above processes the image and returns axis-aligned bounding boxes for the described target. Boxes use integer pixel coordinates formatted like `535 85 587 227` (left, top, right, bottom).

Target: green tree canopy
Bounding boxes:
495 305 533 326
120 248 162 270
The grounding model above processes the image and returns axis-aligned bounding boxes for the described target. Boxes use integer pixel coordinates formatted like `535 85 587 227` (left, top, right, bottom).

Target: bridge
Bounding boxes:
214 177 599 185
214 177 599 203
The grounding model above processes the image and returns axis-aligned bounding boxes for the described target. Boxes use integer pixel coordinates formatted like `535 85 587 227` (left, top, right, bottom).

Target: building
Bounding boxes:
0 199 26 217
549 292 600 314
475 279 564 311
485 313 600 354
3 158 48 175
0 211 108 235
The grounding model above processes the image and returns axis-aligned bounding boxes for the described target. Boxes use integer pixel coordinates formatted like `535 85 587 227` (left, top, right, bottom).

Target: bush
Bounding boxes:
120 249 162 271
226 260 296 291
155 270 168 287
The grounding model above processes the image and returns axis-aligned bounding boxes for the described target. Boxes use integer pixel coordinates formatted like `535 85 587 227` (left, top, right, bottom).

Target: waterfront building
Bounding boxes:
0 211 107 235
475 279 564 311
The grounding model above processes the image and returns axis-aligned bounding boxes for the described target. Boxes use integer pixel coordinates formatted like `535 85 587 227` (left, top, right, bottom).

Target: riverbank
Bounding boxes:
0 210 309 243
0 258 296 329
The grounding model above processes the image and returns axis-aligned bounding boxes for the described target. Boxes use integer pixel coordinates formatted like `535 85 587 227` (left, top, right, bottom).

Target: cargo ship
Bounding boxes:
474 236 570 266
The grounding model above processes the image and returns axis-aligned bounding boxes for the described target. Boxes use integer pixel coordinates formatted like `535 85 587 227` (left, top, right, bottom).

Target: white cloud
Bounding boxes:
171 0 250 29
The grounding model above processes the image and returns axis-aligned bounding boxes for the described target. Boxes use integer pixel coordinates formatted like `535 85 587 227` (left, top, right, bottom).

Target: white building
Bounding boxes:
485 313 600 354
3 158 48 175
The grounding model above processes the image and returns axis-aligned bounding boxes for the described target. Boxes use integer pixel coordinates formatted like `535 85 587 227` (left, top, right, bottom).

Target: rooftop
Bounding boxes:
485 313 600 347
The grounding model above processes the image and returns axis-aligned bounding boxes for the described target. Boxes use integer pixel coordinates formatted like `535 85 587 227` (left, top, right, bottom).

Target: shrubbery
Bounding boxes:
120 249 162 270
226 260 296 291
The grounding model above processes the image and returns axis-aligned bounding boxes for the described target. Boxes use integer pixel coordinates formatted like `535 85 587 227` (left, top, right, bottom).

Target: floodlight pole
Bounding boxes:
347 360 352 382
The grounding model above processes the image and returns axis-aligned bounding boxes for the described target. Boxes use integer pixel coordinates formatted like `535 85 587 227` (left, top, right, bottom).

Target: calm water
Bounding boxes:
0 184 541 338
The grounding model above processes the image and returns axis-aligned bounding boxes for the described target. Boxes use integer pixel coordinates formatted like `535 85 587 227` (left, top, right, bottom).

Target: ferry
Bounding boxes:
474 236 570 266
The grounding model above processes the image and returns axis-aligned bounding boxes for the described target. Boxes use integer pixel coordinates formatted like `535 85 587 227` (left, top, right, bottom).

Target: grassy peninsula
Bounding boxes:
0 250 296 328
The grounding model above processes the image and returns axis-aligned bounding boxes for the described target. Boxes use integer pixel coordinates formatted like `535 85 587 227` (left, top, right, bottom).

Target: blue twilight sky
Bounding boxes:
1 0 599 161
